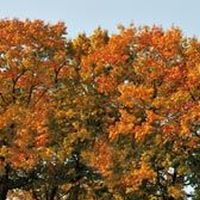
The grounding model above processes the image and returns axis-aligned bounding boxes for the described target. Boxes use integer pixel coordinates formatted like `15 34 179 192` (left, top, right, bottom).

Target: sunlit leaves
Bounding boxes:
109 109 136 140
118 84 153 108
122 161 156 192
82 138 113 177
168 185 184 199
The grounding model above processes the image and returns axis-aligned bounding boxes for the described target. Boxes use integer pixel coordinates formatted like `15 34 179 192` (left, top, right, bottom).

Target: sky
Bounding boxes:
0 0 199 38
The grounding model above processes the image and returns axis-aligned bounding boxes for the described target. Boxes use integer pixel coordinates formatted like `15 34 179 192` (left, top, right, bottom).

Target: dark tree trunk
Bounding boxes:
49 186 58 200
0 161 10 200
68 184 80 200
0 183 8 200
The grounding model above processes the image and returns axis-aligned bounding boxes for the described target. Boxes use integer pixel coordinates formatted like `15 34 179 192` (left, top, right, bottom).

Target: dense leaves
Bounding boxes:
0 19 200 200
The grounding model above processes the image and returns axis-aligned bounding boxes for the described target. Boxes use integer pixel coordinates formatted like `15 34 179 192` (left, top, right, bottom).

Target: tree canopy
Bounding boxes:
0 19 200 200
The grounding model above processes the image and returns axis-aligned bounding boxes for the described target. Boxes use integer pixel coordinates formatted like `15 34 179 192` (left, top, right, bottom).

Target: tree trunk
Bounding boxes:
69 184 80 200
0 161 10 200
49 186 58 200
0 183 8 200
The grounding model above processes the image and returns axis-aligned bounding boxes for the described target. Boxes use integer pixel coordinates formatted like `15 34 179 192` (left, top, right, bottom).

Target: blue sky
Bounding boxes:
0 0 199 38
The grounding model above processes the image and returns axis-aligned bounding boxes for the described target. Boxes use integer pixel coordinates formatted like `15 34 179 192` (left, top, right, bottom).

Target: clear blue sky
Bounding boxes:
0 0 199 38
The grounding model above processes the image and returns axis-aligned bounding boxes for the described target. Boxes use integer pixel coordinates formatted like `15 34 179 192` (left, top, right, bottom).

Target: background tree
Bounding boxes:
0 19 200 199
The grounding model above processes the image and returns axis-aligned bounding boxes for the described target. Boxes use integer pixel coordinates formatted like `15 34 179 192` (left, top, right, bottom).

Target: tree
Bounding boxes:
0 19 200 200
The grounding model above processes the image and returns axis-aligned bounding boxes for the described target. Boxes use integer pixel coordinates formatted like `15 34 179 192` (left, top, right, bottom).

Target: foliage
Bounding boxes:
0 19 200 200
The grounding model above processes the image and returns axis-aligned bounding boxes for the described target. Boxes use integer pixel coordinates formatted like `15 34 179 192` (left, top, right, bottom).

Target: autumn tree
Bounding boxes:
0 19 200 200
